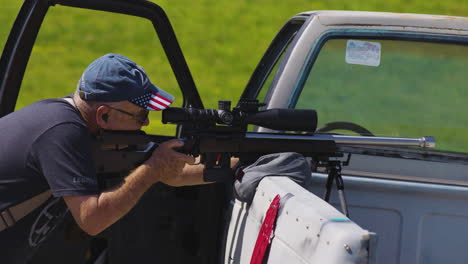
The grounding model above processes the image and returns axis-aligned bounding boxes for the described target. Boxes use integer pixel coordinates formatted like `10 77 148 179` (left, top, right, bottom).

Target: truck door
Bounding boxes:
0 0 226 263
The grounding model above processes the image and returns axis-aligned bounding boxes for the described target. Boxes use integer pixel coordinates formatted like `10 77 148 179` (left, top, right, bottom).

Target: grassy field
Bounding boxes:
1 0 467 137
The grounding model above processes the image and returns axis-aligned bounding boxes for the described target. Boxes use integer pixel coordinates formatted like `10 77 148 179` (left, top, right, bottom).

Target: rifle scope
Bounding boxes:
162 101 318 132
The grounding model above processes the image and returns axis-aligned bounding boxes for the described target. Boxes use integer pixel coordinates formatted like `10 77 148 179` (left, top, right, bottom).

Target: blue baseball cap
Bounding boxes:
78 53 174 111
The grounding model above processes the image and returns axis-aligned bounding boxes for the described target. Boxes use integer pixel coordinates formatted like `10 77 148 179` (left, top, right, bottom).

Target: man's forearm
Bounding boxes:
91 163 209 233
64 164 158 236
178 157 239 186
65 149 228 235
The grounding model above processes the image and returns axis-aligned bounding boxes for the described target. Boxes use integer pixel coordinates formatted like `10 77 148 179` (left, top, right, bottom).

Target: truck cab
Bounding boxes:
242 11 468 264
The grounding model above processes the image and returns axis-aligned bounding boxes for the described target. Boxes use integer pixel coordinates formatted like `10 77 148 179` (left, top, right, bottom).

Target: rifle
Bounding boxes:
93 99 435 215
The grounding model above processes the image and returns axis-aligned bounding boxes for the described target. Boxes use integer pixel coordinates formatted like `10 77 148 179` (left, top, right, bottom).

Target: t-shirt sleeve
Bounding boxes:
28 122 100 197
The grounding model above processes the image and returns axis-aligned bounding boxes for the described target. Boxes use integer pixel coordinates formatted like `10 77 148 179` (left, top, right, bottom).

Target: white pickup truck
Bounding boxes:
1 1 467 263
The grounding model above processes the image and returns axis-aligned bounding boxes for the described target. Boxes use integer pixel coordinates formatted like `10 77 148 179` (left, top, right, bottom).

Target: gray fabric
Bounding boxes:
234 152 312 203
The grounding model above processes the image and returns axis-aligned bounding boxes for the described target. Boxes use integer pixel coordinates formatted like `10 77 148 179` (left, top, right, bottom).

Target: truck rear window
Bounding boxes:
292 38 467 153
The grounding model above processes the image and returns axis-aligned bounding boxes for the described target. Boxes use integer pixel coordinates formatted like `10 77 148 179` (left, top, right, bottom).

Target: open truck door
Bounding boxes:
0 0 228 263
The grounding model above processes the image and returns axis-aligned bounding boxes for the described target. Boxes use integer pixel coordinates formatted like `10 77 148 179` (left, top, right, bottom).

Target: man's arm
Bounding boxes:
176 157 240 186
64 139 196 236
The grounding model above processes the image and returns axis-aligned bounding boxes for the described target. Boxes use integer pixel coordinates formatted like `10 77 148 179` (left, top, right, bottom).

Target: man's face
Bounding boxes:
98 101 150 131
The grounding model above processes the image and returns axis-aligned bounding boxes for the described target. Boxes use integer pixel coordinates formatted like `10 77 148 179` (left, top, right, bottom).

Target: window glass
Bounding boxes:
293 38 467 153
247 23 301 133
16 6 181 135
256 26 301 105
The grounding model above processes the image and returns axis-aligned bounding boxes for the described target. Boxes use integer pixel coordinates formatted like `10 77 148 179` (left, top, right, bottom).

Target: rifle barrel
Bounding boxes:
245 133 436 149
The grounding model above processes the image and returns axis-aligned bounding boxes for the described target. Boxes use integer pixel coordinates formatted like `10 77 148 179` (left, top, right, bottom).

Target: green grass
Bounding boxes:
1 0 467 136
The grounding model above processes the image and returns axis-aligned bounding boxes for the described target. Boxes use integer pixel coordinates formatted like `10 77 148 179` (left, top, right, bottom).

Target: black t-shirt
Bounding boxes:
0 98 100 212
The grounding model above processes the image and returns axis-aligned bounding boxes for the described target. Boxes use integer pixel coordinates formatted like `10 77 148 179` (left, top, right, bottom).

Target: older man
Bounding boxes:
0 54 206 263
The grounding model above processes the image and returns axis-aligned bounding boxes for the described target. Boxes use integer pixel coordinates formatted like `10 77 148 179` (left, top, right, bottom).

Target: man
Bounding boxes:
0 53 206 262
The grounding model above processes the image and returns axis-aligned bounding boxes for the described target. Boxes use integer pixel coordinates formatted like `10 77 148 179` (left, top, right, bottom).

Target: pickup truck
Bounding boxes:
1 1 467 263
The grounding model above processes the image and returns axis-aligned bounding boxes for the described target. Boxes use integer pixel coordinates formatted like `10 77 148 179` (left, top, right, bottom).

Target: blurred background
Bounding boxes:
1 0 467 135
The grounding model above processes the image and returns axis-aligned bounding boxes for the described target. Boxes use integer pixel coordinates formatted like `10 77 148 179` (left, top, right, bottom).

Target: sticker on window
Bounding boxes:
345 40 381 67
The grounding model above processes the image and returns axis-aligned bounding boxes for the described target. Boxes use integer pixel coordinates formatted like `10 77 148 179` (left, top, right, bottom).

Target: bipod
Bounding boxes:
322 155 350 217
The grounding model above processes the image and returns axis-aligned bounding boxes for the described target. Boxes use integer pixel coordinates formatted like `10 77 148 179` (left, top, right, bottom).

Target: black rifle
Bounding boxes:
93 99 329 179
93 99 435 215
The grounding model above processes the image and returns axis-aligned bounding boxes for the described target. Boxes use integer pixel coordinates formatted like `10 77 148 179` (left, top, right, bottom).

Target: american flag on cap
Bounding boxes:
130 85 175 111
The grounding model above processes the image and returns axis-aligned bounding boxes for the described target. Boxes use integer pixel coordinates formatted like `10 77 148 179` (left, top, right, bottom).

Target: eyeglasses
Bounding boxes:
102 104 149 123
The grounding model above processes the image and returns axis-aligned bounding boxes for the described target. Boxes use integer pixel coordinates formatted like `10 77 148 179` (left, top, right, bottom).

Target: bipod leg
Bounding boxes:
334 166 349 217
323 163 338 202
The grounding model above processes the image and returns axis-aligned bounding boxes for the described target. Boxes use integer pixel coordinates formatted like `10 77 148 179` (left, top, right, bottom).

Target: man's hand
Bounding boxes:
144 139 195 186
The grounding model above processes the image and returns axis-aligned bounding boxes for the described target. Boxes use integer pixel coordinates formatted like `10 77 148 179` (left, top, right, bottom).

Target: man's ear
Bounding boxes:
96 105 111 128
